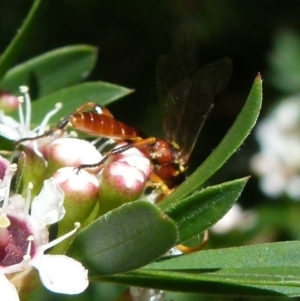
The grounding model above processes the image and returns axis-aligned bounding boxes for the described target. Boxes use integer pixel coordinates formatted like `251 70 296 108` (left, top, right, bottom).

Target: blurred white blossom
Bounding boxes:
130 287 165 301
251 95 300 199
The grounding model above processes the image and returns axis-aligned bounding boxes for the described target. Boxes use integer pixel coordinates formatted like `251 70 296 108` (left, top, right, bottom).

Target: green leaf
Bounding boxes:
268 29 300 93
66 201 177 276
15 81 133 126
103 267 300 297
102 241 300 296
0 0 46 79
160 74 262 206
160 177 248 243
0 45 98 96
146 241 300 269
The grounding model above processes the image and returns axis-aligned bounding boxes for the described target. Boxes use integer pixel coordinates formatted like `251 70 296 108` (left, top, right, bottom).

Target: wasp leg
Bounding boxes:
76 137 156 170
176 230 209 254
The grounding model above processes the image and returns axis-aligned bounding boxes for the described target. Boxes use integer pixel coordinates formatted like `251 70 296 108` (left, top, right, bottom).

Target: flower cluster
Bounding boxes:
251 95 300 199
0 161 88 300
0 87 153 299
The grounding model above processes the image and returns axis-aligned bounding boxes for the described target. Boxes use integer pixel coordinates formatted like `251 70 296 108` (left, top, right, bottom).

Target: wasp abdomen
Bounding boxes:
70 112 140 140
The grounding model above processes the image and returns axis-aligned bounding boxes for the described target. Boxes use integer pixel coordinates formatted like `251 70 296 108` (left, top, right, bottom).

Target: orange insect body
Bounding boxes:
69 111 140 140
139 138 185 190
64 103 183 190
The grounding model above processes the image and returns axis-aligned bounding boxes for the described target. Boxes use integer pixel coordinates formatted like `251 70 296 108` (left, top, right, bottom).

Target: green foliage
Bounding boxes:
67 201 177 276
0 0 46 78
0 45 98 96
121 241 300 297
268 29 300 93
161 177 249 243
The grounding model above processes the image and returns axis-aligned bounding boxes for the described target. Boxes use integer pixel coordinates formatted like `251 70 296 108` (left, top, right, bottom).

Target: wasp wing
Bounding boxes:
165 58 232 163
156 27 232 164
156 26 200 102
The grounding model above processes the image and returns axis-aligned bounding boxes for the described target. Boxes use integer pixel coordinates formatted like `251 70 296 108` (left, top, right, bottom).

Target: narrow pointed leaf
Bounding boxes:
161 74 262 206
147 241 300 270
0 0 46 78
102 241 300 297
103 267 300 297
159 177 249 243
66 200 177 276
0 45 98 96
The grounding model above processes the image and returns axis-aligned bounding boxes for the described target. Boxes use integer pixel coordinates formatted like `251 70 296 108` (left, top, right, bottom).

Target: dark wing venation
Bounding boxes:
156 26 200 102
193 57 233 97
163 58 233 163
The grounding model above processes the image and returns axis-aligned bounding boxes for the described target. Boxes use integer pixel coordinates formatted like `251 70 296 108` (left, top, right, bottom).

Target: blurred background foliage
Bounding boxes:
2 0 300 300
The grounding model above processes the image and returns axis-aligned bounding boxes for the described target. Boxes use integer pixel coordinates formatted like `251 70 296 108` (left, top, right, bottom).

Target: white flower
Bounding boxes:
251 95 300 199
0 164 88 300
130 287 165 301
0 86 62 157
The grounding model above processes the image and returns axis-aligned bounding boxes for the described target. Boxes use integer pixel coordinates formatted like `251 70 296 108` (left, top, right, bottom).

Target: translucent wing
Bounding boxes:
156 27 232 164
156 26 200 102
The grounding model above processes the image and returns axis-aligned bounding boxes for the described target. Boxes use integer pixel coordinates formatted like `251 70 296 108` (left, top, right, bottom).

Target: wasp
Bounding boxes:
16 27 232 196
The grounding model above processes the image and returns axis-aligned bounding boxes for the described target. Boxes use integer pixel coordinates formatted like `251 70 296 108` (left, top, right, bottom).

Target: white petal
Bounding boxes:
31 178 65 225
0 182 6 201
35 255 88 294
0 124 21 140
0 273 20 301
0 114 20 127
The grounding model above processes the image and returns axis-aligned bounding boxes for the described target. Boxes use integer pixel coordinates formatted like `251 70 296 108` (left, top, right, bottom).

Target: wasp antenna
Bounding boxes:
14 129 56 146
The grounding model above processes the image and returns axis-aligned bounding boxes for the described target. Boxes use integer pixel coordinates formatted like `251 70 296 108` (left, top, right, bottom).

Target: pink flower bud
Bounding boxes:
112 145 152 178
0 90 19 112
53 167 99 227
98 147 151 215
46 138 102 174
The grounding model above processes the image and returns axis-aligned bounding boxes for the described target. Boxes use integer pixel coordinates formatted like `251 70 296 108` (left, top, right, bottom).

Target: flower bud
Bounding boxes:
52 167 99 253
112 145 152 178
46 138 102 176
0 90 19 112
98 147 151 215
19 149 47 197
53 167 99 227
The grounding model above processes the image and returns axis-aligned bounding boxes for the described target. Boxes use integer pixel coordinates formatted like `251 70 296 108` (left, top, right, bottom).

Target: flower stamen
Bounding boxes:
37 102 62 136
24 182 33 214
23 235 34 261
19 86 31 128
17 96 25 129
41 222 80 252
0 214 10 246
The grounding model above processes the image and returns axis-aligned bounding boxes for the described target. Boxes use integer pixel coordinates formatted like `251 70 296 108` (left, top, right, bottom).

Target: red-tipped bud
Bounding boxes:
53 167 99 226
112 145 152 178
52 166 99 253
45 138 102 175
0 90 19 112
98 147 151 215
